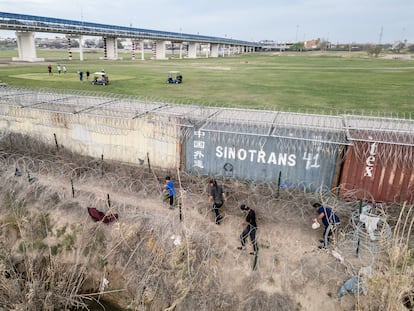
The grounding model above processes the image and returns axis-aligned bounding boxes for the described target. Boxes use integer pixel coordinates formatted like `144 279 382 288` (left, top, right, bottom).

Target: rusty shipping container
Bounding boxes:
339 116 414 204
184 110 346 191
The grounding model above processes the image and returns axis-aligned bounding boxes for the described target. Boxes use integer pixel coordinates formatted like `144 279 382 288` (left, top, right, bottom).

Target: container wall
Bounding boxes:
184 127 340 191
340 142 414 204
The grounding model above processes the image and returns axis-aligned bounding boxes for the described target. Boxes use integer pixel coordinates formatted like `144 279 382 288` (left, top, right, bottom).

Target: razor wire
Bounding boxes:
1 90 413 308
1 86 413 171
1 86 413 146
0 132 411 212
350 140 414 169
0 87 414 224
1 133 412 308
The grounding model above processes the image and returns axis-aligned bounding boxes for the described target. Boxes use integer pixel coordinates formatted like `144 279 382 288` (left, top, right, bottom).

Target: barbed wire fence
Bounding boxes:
0 86 413 309
0 130 407 249
1 132 409 301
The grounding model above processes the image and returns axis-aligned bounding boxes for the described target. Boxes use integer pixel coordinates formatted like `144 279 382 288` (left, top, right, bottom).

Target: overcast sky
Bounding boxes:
1 0 413 43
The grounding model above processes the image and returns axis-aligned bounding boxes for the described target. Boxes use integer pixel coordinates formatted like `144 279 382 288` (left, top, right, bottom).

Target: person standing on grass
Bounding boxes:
209 179 226 225
47 64 52 75
163 176 175 209
63 66 67 74
57 64 61 75
86 70 90 81
312 201 340 249
237 204 258 255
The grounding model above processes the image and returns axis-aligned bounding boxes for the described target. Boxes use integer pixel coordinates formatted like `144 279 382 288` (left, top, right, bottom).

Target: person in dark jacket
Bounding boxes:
312 201 340 249
237 204 258 255
209 179 226 224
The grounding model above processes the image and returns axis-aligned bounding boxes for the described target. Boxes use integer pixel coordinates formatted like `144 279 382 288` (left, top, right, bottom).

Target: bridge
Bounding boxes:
0 11 260 62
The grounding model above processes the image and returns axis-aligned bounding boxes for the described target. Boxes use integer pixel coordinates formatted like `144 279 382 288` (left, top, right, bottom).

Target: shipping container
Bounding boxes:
184 109 347 191
340 116 414 204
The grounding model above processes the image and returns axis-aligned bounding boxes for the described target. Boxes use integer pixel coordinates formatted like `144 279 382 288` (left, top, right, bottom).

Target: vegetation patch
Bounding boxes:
0 51 413 114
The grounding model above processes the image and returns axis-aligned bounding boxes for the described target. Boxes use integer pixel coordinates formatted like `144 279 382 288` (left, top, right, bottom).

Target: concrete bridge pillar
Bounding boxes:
152 40 167 59
169 42 182 59
201 44 209 58
187 42 198 58
179 42 183 59
221 45 226 57
140 41 145 60
12 32 44 62
103 37 118 60
79 35 84 61
210 44 219 57
131 40 144 60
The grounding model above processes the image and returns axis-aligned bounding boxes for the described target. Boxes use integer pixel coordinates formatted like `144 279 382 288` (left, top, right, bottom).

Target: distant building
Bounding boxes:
259 40 294 51
304 39 320 50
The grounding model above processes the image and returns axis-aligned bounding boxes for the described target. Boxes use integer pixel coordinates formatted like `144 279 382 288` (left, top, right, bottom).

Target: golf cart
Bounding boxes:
92 71 109 85
167 71 183 84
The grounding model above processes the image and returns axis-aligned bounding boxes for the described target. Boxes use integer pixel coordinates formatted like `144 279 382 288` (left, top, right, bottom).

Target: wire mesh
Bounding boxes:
0 131 413 310
1 86 412 145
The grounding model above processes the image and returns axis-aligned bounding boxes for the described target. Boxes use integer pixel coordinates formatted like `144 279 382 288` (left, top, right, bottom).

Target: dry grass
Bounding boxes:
0 133 412 310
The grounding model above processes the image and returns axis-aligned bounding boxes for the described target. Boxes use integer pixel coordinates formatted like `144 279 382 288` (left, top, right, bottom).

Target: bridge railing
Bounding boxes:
0 11 259 46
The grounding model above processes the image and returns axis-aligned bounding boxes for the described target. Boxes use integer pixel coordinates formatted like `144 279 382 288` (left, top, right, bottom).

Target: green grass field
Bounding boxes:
0 49 413 115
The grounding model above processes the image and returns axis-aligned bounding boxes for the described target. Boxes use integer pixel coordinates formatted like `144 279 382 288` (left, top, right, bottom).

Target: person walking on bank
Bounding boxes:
78 71 84 82
163 176 175 209
312 201 340 249
209 179 226 224
237 204 258 255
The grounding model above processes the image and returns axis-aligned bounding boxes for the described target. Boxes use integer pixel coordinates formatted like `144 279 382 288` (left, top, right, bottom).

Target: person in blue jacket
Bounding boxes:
163 176 175 209
312 201 340 249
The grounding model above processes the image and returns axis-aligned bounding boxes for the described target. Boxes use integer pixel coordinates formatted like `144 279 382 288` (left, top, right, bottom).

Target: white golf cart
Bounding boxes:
167 71 183 84
92 71 109 85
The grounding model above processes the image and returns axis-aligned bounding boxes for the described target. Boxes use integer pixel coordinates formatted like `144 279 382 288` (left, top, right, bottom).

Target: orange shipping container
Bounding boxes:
340 141 414 204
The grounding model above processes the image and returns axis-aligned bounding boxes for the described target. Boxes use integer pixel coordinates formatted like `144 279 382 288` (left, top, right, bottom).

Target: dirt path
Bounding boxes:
4 164 357 310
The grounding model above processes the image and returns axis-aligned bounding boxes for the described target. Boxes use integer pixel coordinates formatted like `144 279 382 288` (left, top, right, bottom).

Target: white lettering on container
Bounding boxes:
364 143 377 177
215 146 298 167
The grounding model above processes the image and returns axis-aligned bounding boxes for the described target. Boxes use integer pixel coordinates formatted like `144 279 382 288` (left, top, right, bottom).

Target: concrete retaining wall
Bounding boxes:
1 106 180 169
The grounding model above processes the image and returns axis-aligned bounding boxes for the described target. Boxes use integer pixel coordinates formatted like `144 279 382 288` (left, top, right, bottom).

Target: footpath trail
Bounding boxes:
3 163 355 311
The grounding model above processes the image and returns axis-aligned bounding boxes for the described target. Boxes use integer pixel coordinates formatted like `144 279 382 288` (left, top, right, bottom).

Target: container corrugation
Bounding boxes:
185 127 341 191
339 143 414 204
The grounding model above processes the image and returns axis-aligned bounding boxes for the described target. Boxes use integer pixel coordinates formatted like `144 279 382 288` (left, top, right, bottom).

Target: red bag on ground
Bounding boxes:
87 207 118 223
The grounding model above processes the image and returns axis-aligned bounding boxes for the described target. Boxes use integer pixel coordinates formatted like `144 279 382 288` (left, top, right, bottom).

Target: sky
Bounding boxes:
1 0 413 44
